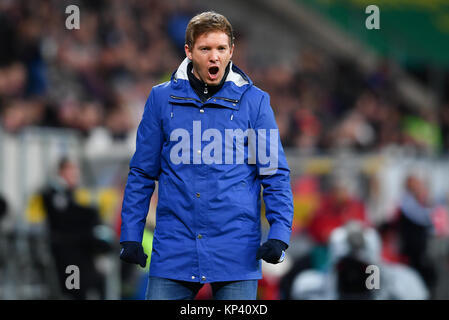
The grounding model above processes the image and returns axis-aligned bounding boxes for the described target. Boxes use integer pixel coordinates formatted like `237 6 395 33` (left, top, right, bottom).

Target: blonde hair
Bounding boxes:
185 11 234 48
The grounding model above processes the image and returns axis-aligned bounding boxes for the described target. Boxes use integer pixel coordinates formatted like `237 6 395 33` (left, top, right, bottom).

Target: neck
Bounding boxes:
187 62 230 102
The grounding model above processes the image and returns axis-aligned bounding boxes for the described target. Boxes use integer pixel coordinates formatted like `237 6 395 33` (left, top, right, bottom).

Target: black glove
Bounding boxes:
256 239 288 264
120 241 148 268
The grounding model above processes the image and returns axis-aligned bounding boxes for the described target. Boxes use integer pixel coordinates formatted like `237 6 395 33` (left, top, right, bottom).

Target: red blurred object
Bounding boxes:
380 231 409 264
431 205 449 237
195 284 212 300
257 276 280 300
307 193 367 244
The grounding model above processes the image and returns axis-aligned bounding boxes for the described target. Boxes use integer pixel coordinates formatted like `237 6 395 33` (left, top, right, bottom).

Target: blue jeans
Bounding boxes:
145 276 258 300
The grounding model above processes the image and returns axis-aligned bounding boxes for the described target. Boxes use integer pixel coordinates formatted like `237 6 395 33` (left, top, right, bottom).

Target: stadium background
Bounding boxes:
1 0 449 299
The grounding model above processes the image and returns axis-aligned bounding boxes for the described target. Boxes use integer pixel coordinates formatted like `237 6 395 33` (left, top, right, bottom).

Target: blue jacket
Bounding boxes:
120 58 294 283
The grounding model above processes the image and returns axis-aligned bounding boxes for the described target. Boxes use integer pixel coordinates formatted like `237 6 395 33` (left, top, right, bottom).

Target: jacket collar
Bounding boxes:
169 57 253 109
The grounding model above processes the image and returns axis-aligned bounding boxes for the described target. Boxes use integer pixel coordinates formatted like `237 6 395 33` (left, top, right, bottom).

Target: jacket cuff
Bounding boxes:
267 224 292 247
120 227 144 243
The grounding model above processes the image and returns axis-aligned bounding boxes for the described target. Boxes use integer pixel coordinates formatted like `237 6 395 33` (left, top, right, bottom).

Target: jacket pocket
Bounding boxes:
232 180 255 208
233 181 260 235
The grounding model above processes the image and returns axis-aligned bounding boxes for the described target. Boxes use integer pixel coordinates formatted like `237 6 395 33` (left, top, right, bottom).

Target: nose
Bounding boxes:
209 49 219 62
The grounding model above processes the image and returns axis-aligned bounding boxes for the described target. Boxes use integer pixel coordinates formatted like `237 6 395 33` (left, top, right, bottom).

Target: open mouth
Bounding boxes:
208 66 219 79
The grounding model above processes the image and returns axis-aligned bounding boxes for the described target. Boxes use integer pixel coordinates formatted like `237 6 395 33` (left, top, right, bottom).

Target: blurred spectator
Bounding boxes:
104 104 133 141
307 176 368 245
0 195 6 219
26 157 113 299
166 0 195 55
0 62 27 97
290 222 429 300
278 175 369 299
397 174 437 294
0 193 9 231
77 100 104 136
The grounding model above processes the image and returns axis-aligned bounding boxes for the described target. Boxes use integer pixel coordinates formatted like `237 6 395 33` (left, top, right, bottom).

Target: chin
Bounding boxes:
207 76 223 85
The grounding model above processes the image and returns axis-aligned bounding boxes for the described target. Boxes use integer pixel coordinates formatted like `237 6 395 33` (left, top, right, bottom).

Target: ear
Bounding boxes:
184 44 192 60
229 43 234 59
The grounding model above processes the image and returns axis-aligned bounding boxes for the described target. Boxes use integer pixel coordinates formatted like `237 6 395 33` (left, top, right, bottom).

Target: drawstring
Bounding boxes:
230 111 234 121
170 103 174 118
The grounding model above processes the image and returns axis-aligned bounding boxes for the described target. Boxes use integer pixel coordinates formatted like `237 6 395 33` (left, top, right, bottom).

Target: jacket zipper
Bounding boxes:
170 95 203 104
212 97 239 103
170 95 239 105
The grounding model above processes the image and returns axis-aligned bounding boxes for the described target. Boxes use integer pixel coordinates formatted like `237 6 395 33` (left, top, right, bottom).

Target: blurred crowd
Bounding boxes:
2 0 449 156
1 0 449 300
2 156 447 299
0 0 184 141
265 171 449 300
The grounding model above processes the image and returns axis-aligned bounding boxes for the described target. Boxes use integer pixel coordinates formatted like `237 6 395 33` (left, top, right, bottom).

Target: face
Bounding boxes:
60 162 80 189
185 31 234 85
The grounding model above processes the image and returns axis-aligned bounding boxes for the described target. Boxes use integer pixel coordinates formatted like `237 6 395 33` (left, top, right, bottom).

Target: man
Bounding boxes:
397 174 436 294
119 11 294 300
307 176 367 245
27 158 108 299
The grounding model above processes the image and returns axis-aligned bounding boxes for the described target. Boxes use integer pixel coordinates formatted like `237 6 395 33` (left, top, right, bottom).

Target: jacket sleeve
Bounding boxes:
255 92 294 246
120 89 164 243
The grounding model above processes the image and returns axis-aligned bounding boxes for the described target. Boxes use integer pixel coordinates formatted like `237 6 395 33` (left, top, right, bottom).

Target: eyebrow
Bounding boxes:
198 44 229 49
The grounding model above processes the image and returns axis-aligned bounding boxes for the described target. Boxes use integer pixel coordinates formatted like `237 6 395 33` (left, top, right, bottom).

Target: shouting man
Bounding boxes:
120 11 293 300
